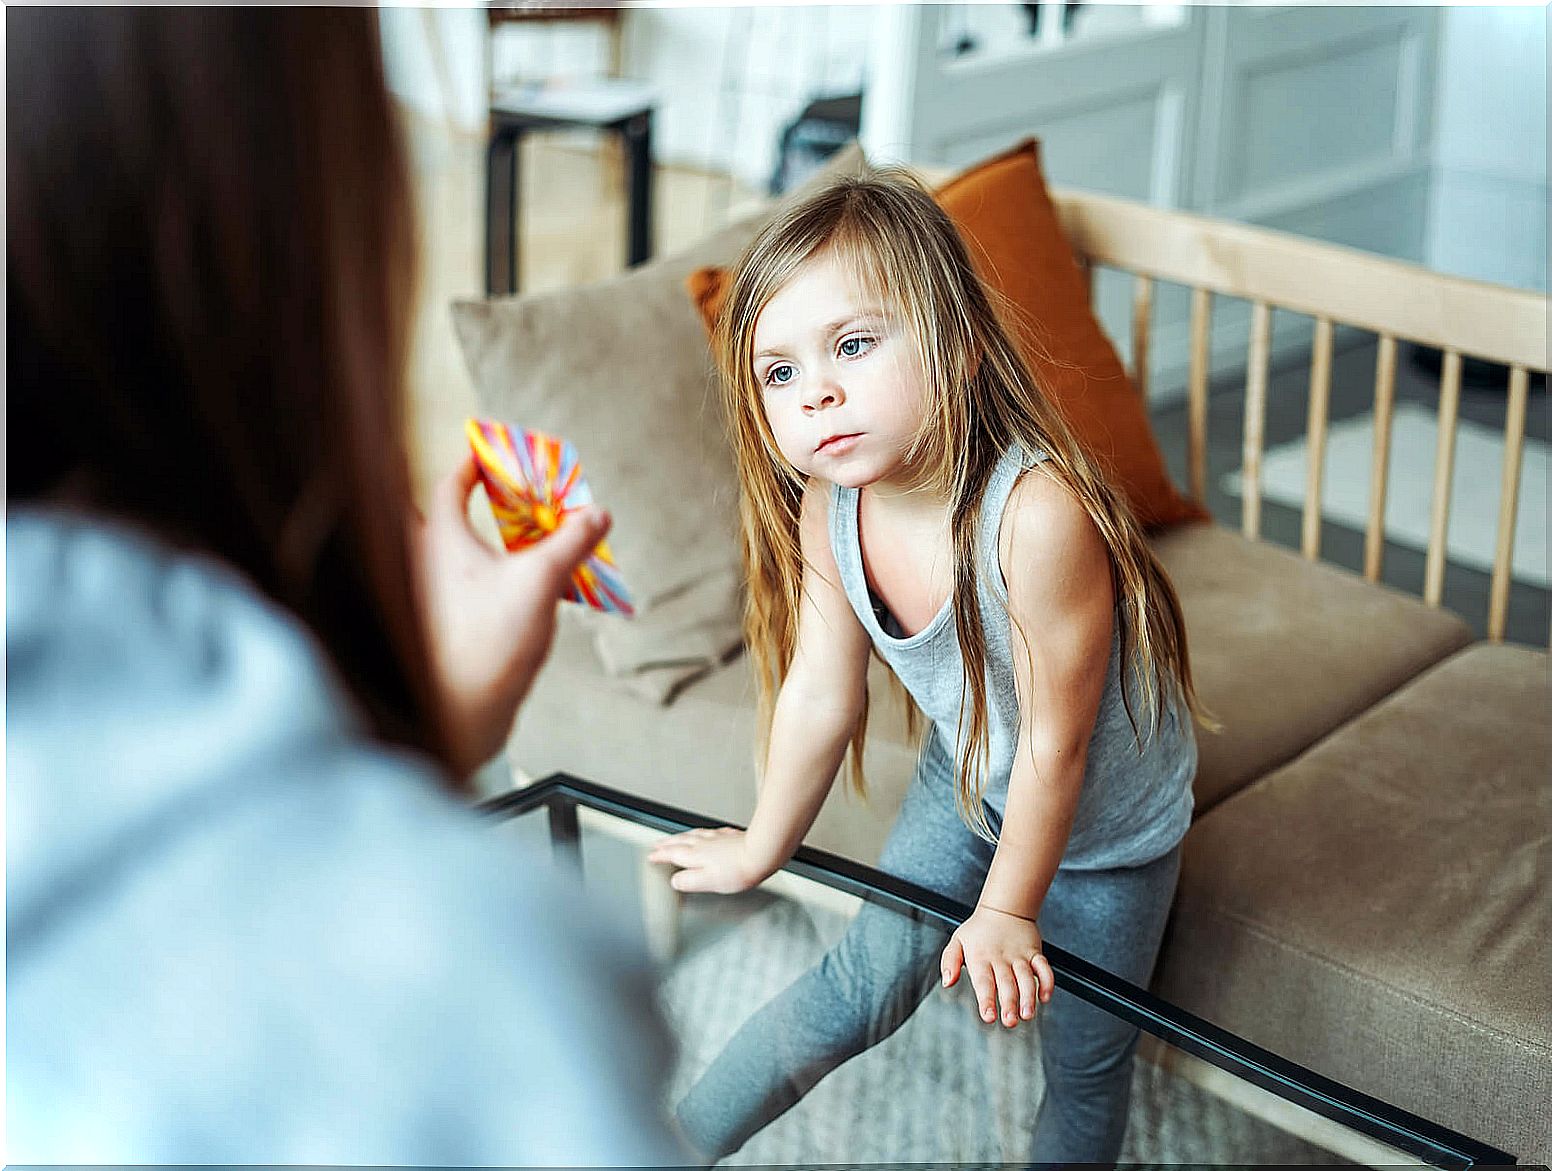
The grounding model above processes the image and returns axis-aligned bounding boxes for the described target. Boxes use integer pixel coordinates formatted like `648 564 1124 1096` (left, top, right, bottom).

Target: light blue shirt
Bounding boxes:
6 507 690 1165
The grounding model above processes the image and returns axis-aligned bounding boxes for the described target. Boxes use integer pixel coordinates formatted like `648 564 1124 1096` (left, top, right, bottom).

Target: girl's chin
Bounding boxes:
793 450 911 491
805 464 882 490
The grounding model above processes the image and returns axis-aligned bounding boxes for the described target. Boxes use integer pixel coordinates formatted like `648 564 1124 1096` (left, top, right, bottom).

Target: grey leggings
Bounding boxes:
676 751 1183 1163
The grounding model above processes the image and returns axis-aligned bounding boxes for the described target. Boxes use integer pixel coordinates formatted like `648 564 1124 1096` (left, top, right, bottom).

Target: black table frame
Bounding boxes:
485 104 653 297
479 772 1516 1170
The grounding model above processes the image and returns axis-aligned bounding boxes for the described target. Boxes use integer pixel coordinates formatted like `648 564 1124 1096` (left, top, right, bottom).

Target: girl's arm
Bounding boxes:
647 479 872 893
941 465 1115 1028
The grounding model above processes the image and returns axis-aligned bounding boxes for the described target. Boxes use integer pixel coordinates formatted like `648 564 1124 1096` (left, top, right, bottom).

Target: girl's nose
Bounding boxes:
802 377 844 414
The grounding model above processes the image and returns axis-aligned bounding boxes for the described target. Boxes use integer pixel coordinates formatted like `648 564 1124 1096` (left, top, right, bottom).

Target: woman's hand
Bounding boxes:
647 827 771 894
414 453 612 775
941 904 1056 1028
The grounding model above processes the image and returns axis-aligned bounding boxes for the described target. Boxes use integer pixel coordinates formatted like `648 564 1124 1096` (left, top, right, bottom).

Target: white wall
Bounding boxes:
380 6 488 134
380 4 876 191
1426 5 1548 291
621 5 874 190
378 3 1550 297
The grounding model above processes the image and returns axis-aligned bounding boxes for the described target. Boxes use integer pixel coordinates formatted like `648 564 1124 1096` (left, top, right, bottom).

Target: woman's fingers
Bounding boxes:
516 507 611 598
436 452 484 539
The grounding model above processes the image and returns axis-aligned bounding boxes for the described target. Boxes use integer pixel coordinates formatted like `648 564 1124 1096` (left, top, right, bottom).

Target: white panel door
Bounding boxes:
1195 5 1437 238
862 2 1441 403
863 4 1205 208
1179 4 1438 399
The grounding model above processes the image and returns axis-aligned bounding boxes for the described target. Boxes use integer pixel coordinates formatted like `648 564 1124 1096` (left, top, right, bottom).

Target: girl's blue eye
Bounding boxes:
839 335 876 358
765 363 795 387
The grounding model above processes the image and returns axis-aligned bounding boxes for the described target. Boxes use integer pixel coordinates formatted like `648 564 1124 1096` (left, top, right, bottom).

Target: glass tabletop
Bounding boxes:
481 774 1511 1169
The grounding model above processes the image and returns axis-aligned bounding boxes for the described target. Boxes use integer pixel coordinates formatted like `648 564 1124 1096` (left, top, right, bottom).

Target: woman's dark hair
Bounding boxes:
7 9 458 776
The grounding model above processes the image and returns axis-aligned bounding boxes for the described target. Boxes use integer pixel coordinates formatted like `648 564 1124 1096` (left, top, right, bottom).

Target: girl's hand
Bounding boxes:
941 905 1056 1028
647 827 771 894
414 453 612 775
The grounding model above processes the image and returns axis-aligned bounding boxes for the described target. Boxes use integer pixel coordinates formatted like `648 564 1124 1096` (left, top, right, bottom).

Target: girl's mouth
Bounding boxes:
816 433 862 455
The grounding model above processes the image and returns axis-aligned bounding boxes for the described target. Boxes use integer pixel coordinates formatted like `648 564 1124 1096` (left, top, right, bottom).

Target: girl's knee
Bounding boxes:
807 920 943 1042
1041 1008 1144 1082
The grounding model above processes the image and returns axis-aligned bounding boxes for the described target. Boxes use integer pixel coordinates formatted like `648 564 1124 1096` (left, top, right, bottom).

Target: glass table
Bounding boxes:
480 773 1513 1168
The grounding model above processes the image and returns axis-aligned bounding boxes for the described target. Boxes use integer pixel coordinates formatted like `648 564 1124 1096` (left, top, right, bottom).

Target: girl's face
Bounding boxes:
750 248 930 492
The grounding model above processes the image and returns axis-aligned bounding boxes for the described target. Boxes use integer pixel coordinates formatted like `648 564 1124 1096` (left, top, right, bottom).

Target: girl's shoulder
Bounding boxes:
996 461 1109 584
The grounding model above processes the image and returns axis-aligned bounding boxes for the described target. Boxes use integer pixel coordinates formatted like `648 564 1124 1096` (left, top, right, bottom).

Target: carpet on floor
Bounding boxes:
658 896 1355 1165
1221 402 1548 588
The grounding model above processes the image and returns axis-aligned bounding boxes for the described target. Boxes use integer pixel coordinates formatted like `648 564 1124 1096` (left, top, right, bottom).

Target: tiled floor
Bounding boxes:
401 111 1549 648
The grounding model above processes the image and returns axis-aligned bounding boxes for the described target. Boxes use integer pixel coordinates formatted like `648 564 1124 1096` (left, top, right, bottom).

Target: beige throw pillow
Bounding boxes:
452 143 870 703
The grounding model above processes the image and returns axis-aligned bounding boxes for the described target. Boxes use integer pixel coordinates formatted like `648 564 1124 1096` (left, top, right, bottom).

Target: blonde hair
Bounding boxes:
714 168 1215 838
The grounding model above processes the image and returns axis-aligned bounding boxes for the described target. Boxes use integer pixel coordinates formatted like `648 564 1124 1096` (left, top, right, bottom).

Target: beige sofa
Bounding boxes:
458 156 1550 1162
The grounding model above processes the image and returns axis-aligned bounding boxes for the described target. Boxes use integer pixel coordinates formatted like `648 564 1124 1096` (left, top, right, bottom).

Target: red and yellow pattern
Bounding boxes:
466 418 634 616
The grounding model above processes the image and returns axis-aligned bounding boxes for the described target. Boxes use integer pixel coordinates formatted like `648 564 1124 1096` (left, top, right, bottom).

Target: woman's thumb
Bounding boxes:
537 506 612 579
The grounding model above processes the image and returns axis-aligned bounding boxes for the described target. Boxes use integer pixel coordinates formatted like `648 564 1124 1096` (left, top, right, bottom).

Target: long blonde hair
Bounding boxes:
714 169 1213 837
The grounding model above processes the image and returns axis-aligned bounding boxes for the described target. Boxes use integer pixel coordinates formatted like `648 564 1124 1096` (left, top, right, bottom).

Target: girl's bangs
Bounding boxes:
820 227 898 317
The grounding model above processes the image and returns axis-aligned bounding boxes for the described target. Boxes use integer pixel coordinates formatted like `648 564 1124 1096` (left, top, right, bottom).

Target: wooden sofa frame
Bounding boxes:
1048 183 1550 646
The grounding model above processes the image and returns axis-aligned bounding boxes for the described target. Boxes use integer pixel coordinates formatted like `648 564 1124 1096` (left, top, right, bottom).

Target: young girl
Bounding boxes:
648 170 1208 1163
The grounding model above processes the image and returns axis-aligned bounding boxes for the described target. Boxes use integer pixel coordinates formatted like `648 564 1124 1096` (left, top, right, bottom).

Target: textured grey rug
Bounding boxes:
1219 403 1549 588
659 896 1352 1166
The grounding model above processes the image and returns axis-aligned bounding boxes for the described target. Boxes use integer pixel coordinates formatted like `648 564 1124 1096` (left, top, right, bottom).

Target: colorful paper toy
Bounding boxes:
466 418 634 616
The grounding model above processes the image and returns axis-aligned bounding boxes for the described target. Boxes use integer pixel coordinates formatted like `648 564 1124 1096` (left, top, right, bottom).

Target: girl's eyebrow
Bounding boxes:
755 310 887 361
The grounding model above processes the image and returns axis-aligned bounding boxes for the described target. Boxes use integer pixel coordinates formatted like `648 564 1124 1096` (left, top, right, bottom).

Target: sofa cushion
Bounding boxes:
452 144 871 704
1151 523 1473 810
504 620 920 865
1152 642 1551 1163
686 138 1210 532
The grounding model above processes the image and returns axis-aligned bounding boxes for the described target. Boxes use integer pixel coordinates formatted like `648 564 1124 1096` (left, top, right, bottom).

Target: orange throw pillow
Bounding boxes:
687 138 1209 531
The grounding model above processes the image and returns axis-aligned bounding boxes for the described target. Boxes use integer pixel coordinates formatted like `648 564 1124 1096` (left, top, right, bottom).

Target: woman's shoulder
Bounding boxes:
11 747 683 1162
6 507 684 1163
231 757 686 1162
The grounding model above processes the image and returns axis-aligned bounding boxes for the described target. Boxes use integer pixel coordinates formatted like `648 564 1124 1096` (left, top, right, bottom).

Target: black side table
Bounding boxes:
486 79 656 296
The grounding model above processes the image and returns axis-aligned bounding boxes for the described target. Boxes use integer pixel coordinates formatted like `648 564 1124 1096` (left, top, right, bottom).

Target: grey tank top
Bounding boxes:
829 444 1196 870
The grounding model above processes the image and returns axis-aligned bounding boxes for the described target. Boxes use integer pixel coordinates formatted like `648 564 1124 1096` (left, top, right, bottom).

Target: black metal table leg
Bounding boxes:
487 99 652 293
485 124 521 296
623 109 653 268
547 795 581 875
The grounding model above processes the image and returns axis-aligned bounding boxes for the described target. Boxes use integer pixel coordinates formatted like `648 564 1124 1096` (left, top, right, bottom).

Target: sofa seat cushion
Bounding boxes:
1151 523 1473 811
1153 643 1551 1163
504 619 921 865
